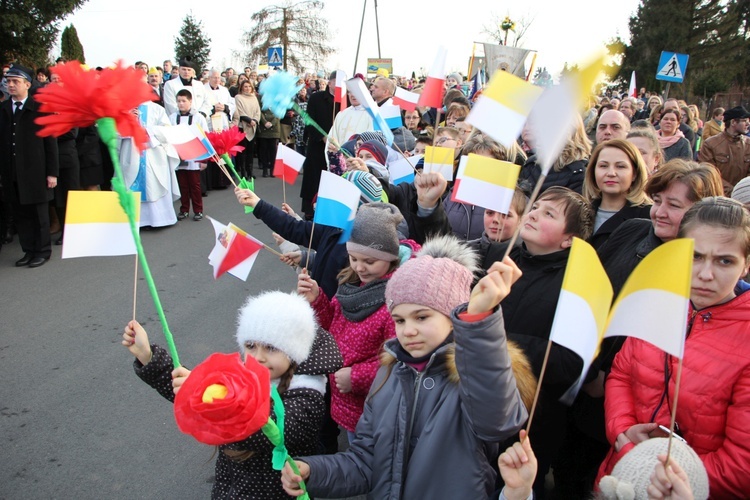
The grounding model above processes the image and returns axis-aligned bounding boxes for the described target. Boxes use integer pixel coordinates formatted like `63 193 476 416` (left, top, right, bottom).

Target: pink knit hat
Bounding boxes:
385 235 479 317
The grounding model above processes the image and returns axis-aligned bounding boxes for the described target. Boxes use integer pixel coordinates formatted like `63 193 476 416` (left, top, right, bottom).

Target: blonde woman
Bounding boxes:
627 127 664 176
518 113 591 196
583 139 651 249
231 80 261 178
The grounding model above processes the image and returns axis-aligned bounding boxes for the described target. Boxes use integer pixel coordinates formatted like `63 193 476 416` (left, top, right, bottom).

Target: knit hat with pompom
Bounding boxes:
385 235 479 317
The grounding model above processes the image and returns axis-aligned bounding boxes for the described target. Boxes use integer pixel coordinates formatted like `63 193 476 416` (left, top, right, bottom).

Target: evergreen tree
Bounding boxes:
0 0 87 67
174 12 211 73
241 0 333 73
61 24 85 63
620 0 744 97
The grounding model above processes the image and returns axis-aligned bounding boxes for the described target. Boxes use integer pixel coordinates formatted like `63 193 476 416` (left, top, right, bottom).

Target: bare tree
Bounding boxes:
240 0 334 73
481 13 536 47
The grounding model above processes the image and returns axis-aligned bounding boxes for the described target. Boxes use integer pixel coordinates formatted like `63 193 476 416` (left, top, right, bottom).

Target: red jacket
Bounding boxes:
598 290 750 498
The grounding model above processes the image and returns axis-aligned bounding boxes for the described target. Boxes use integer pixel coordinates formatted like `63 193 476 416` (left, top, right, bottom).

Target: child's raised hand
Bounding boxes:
171 366 192 395
280 251 301 267
468 257 522 314
234 186 259 208
122 320 152 366
280 203 298 218
647 454 694 500
297 269 320 303
498 430 537 500
280 460 311 497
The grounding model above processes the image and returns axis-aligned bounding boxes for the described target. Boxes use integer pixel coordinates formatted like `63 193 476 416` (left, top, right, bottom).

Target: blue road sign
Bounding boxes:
655 51 689 83
268 47 283 67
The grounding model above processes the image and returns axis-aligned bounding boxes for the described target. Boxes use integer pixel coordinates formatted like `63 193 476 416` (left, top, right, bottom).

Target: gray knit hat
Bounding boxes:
346 203 403 261
599 438 709 500
731 176 750 205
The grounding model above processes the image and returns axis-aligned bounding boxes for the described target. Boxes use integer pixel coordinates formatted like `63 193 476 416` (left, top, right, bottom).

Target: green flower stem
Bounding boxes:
292 103 351 158
96 117 180 368
220 153 241 181
261 418 309 499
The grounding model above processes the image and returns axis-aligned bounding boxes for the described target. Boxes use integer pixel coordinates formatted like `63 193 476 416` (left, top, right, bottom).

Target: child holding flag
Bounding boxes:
296 203 413 442
170 88 208 221
122 291 342 499
498 186 595 496
282 235 534 499
599 197 750 498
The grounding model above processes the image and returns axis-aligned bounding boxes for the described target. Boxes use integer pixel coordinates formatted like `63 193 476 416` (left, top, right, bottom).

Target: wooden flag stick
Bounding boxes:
305 222 316 271
502 173 547 260
282 170 287 206
262 243 284 258
132 254 138 321
664 356 685 466
391 142 421 175
212 154 238 187
431 108 443 147
525 339 552 437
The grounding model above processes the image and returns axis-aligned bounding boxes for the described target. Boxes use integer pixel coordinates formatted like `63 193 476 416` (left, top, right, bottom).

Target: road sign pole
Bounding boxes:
663 82 671 100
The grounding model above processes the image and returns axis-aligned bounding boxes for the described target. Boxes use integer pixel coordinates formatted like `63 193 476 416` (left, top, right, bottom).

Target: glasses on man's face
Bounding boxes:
436 136 452 145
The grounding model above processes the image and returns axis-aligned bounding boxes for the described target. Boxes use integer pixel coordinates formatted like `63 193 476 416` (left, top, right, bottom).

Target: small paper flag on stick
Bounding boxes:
418 46 447 108
603 238 693 358
466 70 542 148
208 218 263 281
314 171 361 243
393 87 420 112
273 144 305 184
423 146 455 180
526 54 607 174
452 154 520 213
62 191 141 258
548 238 613 404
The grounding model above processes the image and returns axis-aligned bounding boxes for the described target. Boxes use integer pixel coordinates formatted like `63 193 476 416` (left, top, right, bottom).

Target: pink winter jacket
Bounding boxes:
598 291 750 498
311 278 396 432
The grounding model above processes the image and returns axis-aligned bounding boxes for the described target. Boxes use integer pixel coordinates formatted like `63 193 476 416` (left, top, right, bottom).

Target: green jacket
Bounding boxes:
257 109 280 139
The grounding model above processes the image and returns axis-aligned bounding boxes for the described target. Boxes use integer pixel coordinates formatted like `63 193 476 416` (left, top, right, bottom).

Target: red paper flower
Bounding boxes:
34 61 157 150
206 126 246 156
174 352 271 446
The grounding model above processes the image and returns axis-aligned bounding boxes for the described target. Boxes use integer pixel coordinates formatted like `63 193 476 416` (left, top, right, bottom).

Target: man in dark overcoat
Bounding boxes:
299 72 337 220
0 64 59 267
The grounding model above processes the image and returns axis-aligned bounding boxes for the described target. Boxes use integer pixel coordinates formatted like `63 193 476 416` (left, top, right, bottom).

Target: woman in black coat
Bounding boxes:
582 139 652 250
519 114 590 196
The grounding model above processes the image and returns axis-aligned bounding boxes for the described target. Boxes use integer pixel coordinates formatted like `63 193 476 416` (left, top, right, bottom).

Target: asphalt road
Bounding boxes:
0 173 319 499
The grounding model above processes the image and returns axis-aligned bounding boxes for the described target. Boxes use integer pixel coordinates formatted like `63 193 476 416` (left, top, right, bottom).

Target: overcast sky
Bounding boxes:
62 0 641 79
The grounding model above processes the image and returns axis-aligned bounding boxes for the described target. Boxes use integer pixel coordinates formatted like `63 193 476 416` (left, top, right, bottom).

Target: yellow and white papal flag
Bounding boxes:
603 238 694 358
548 238 613 403
62 191 140 259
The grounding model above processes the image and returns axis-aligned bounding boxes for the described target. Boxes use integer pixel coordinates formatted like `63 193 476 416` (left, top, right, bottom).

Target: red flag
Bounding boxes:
418 47 447 109
334 70 348 111
273 143 305 184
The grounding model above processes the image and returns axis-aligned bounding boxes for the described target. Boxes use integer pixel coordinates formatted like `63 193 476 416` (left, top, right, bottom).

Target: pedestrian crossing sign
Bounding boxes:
655 51 689 83
268 47 283 67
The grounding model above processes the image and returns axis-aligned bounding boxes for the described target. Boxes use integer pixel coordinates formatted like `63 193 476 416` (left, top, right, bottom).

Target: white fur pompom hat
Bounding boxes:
236 291 317 365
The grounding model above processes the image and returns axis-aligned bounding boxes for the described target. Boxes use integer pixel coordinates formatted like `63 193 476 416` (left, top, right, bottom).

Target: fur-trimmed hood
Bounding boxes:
381 338 537 412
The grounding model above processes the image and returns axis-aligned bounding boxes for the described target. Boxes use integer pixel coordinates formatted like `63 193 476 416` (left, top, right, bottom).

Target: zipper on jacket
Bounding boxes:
397 369 424 497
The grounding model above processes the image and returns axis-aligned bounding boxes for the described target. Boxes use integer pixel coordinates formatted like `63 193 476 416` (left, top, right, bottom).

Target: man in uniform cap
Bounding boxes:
162 56 211 117
699 106 750 195
0 64 59 267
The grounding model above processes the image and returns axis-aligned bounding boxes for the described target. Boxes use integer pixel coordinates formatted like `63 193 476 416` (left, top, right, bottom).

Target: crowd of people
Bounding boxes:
3 52 750 499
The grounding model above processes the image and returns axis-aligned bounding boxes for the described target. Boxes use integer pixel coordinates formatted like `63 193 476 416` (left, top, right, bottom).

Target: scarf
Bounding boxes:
657 128 684 148
335 278 388 322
